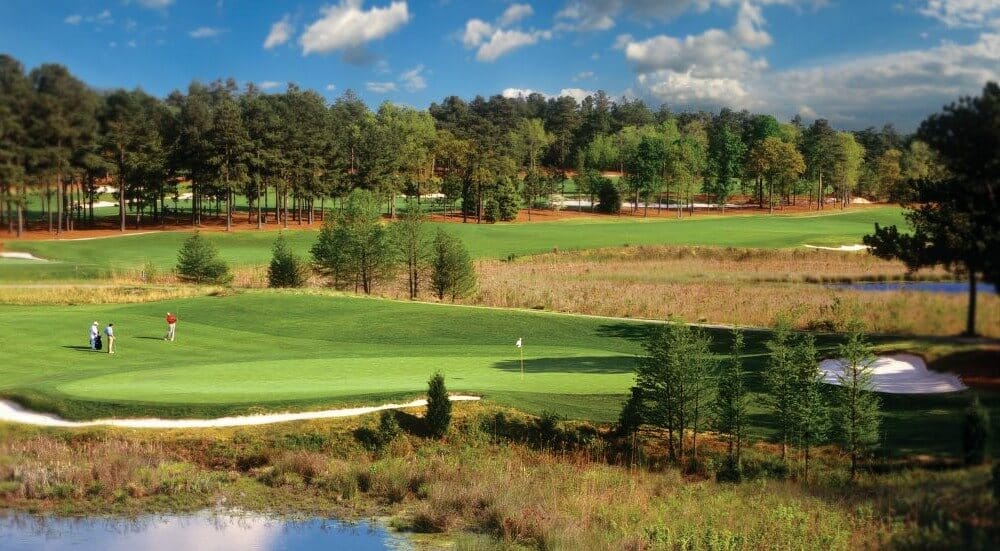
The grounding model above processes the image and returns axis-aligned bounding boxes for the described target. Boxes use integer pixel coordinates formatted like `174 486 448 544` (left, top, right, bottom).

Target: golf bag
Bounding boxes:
95 335 103 351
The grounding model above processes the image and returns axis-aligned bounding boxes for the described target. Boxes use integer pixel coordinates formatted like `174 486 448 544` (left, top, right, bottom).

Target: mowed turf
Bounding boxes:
0 207 905 281
0 290 994 456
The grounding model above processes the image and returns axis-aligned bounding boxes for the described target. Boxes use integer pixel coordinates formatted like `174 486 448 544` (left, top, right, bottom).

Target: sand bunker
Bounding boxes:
0 396 481 429
819 354 966 394
804 244 870 252
0 251 46 261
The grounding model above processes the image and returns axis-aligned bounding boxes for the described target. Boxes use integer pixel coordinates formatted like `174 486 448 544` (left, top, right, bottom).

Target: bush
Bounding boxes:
595 177 621 214
715 456 743 483
378 410 402 444
426 372 452 438
176 232 232 284
268 233 306 288
962 396 990 465
492 177 521 221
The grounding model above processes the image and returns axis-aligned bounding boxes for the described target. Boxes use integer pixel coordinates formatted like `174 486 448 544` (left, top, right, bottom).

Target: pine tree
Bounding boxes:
310 189 396 294
714 328 749 476
176 232 232 284
793 332 829 480
764 316 797 462
393 200 429 299
835 326 881 480
430 228 476 300
426 372 451 438
267 233 305 288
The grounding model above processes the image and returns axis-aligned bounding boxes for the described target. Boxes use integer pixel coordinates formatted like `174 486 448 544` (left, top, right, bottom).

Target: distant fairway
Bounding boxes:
0 290 992 456
0 207 905 281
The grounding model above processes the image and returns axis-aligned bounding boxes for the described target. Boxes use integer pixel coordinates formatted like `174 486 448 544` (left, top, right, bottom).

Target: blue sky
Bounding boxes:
1 0 998 131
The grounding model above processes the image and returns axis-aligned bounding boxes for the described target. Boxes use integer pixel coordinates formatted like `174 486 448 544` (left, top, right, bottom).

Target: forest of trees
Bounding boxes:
0 54 945 236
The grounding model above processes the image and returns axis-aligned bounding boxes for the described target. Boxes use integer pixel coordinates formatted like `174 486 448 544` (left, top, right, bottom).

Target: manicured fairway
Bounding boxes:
0 207 905 281
0 290 993 456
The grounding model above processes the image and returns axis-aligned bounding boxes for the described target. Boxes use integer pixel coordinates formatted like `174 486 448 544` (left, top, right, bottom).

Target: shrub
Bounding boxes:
426 372 452 438
962 395 990 465
595 177 621 214
378 410 402 444
176 232 232 284
267 234 306 288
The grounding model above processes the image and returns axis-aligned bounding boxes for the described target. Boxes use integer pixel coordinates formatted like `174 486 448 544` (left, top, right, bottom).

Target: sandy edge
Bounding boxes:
0 252 47 261
804 244 870 252
0 395 481 429
819 354 967 394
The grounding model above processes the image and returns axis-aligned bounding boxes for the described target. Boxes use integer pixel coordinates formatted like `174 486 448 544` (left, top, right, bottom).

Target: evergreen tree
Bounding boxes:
392 199 430 299
764 316 798 461
714 328 749 475
267 233 306 288
835 327 881 480
430 228 476 300
793 332 829 479
176 232 232 284
487 176 520 222
962 395 990 466
595 176 621 214
617 386 645 437
310 189 396 294
426 371 451 438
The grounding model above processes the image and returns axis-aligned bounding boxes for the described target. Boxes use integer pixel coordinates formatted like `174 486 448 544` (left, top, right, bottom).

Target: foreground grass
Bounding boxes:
0 291 996 456
0 207 904 281
0 405 995 550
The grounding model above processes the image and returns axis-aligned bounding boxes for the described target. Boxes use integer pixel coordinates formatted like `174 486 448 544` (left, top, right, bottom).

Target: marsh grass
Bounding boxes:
0 405 995 549
0 285 221 306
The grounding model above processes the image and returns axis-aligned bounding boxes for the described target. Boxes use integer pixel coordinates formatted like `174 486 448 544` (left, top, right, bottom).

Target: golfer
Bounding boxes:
89 321 99 350
105 323 116 355
165 312 177 342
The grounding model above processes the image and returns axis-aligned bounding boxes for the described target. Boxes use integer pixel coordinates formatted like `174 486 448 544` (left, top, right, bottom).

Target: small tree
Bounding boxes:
835 326 881 480
962 395 990 466
431 228 477 300
268 233 306 288
714 328 749 476
393 200 430 299
595 176 621 214
793 332 829 480
176 232 232 284
426 371 451 438
764 316 797 462
310 189 396 294
618 386 645 437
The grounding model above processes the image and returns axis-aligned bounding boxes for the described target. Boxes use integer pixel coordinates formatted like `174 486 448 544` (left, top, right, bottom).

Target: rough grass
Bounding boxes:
0 405 995 549
470 246 999 338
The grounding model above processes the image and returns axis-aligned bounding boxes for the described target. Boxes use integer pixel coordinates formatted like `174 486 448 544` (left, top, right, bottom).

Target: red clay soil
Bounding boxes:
2 199 887 241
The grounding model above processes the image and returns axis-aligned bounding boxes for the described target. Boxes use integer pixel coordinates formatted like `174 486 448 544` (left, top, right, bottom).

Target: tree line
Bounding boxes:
0 54 945 236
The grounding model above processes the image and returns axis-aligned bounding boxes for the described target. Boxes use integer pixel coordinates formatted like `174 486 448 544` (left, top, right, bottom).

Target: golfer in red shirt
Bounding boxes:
165 312 177 342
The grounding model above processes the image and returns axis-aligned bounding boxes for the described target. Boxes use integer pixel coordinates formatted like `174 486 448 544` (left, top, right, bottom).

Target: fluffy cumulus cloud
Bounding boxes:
366 81 397 93
64 14 83 25
499 3 534 26
556 0 822 31
461 4 552 62
501 87 596 102
135 0 174 8
259 81 283 90
65 10 112 26
300 0 410 56
263 15 293 49
189 27 223 39
399 64 427 91
919 0 1000 28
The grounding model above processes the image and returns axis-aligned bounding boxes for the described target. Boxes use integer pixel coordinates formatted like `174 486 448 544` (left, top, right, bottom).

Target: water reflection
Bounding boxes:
832 281 997 295
0 511 411 550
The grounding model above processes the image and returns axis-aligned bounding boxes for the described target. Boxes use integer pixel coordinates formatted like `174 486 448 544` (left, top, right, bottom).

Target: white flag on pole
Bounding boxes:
515 338 522 348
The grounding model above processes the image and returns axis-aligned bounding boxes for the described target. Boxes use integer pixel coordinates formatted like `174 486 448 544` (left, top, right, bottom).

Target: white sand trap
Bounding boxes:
804 244 870 252
819 354 966 394
0 251 47 261
0 395 481 429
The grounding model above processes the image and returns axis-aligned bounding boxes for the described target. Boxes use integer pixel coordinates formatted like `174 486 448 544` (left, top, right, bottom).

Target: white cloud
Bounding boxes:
367 81 397 93
918 0 1000 28
136 0 174 8
500 3 534 26
263 15 293 49
300 0 410 56
325 83 337 91
556 0 822 31
612 33 632 50
66 10 113 26
574 71 596 80
476 29 552 61
399 64 427 91
501 87 595 102
731 2 772 47
109 41 118 48
64 14 83 25
127 40 137 48
189 27 223 38
259 81 283 90
558 88 595 103
462 19 494 48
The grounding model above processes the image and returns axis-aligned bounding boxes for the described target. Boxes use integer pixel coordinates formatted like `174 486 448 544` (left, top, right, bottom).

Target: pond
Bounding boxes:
833 281 997 295
0 511 412 550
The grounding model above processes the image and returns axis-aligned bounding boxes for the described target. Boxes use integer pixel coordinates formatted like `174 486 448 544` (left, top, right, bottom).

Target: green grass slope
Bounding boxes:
0 290 992 456
0 207 904 281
